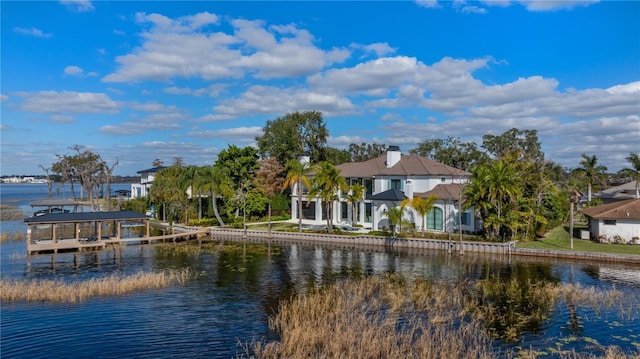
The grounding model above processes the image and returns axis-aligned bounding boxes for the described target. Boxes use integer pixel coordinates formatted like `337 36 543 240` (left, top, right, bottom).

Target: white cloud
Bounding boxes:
51 115 75 123
518 0 599 12
415 0 441 9
60 0 94 12
19 91 120 114
1 94 8 102
211 85 356 119
308 56 422 95
64 65 84 76
351 42 397 58
14 27 53 38
103 13 343 83
187 126 263 140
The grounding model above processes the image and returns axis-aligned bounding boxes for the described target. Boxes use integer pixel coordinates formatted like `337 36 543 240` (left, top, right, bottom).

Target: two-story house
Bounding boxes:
130 166 166 199
291 146 480 233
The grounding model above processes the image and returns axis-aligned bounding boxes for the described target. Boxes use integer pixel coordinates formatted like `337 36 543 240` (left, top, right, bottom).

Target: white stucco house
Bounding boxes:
581 198 640 244
290 146 480 234
130 166 166 199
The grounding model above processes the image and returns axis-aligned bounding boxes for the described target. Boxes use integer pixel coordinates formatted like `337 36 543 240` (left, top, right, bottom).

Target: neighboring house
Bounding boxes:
291 146 480 233
130 166 166 199
581 198 640 243
595 181 639 204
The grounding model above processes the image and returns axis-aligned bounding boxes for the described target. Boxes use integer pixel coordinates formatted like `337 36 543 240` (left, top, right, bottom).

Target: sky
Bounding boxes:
1 0 639 176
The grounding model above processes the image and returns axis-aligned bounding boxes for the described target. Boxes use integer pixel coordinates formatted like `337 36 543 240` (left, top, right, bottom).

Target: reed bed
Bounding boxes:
246 274 639 359
0 205 25 221
1 269 192 303
0 231 25 243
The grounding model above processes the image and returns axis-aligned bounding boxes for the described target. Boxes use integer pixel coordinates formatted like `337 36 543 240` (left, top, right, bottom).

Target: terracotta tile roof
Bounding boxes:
414 183 463 201
336 154 469 178
581 198 640 220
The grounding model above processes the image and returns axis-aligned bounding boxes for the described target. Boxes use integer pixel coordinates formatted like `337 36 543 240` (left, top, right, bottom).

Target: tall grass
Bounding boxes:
1 269 192 303
245 274 639 359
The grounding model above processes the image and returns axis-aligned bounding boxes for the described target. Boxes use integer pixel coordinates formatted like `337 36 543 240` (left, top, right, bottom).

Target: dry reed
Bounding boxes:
246 275 639 359
1 269 192 303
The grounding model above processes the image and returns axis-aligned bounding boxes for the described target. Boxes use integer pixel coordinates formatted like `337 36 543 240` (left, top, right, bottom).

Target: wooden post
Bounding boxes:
570 202 574 250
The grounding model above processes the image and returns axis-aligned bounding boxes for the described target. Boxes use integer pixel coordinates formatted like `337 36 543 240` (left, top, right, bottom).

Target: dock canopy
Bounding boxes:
24 210 153 255
24 210 151 224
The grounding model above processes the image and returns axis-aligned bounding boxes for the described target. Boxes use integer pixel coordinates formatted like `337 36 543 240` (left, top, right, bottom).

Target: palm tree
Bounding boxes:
573 154 608 202
345 183 366 226
384 206 403 236
402 195 437 237
254 157 285 236
618 152 640 198
464 161 519 240
283 159 311 232
179 165 200 222
308 161 348 233
485 160 520 240
196 165 232 227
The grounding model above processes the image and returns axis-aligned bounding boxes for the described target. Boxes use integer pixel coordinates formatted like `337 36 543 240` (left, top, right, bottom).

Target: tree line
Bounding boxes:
43 112 640 242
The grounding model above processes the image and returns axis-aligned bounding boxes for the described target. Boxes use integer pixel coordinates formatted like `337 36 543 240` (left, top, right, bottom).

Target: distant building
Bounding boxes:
130 167 166 199
595 181 639 203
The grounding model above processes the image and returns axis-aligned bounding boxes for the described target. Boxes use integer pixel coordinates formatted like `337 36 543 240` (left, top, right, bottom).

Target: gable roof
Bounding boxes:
369 188 408 201
336 154 469 178
596 181 639 200
414 183 463 201
581 198 640 220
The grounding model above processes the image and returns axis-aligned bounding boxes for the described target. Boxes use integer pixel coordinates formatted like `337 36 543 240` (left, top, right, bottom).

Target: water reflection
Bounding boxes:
2 237 639 358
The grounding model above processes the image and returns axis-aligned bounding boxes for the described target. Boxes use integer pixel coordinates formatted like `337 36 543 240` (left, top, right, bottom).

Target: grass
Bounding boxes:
0 269 192 303
246 222 299 231
518 226 640 256
244 274 639 359
0 205 26 221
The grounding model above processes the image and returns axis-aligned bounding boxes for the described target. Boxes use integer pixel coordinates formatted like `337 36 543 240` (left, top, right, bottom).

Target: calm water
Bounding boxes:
1 184 639 358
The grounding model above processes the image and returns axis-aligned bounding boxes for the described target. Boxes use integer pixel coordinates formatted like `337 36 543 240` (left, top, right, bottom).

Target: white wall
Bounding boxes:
589 218 640 243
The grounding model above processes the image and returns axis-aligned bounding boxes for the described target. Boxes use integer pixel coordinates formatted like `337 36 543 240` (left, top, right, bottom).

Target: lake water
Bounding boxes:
1 183 639 358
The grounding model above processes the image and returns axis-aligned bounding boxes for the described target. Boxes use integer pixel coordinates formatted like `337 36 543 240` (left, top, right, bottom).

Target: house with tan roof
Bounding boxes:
581 198 640 244
291 146 480 233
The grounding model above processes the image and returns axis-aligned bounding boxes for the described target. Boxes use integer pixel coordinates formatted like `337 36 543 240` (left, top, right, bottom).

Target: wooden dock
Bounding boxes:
24 211 209 255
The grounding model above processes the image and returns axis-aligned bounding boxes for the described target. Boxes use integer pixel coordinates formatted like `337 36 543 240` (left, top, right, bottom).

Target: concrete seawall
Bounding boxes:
208 227 640 265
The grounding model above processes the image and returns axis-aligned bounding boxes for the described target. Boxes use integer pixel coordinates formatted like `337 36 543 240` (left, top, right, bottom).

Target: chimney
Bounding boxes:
386 145 401 168
299 152 310 165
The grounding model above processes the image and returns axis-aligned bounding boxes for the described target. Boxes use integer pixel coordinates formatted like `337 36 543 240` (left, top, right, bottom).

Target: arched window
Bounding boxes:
426 207 443 231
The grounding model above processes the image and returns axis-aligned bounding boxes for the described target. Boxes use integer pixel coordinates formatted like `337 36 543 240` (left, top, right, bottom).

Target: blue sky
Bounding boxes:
1 0 638 176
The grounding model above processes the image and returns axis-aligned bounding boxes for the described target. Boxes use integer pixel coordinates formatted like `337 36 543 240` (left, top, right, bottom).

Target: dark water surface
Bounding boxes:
2 184 639 358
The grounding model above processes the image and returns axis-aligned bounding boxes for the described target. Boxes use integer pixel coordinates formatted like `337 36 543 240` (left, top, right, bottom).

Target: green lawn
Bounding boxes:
517 226 640 256
246 222 299 231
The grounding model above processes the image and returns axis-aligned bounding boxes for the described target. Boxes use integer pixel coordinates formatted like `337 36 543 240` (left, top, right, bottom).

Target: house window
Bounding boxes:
390 179 402 191
341 202 349 221
301 201 316 220
603 220 616 225
365 203 372 223
461 212 471 226
364 178 373 196
426 207 443 230
441 178 446 182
